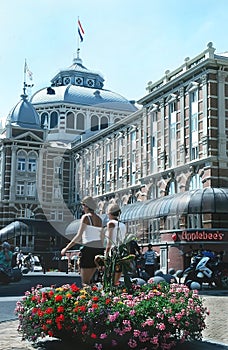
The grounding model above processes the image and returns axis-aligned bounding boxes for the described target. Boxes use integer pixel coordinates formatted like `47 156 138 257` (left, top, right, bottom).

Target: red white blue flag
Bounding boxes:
78 19 85 42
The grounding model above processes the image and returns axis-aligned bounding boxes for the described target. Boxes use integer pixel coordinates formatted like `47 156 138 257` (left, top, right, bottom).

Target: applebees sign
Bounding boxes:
171 230 225 242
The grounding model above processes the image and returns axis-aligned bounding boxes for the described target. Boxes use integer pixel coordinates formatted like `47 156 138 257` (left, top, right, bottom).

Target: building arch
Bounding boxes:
66 111 75 129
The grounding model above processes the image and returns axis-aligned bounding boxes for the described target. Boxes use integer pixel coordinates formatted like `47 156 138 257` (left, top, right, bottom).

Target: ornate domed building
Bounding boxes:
0 51 137 267
31 51 137 143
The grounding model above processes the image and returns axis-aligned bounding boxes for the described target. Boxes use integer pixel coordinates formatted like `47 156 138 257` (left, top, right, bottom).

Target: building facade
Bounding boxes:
0 51 137 266
70 43 228 272
0 42 227 271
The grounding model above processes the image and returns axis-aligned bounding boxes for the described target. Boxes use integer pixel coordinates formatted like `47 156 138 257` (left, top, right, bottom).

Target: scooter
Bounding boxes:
183 254 223 289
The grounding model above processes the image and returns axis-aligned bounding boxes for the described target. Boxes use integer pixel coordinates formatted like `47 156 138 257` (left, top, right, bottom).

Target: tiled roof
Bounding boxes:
31 85 137 112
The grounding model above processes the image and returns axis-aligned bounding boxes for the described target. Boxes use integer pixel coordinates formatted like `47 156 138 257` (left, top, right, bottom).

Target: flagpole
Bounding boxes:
23 59 27 95
77 16 80 57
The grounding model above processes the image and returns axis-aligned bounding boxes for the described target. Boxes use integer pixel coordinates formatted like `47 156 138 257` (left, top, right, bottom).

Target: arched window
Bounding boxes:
50 111 58 129
76 113 85 130
17 150 27 171
66 111 75 129
27 151 37 172
101 116 108 130
41 112 48 129
166 179 177 195
91 115 99 131
189 174 203 190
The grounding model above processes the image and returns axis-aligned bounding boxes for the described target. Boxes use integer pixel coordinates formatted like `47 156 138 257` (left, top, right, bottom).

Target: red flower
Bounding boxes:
92 296 99 302
37 309 44 317
57 306 64 313
71 284 80 292
92 285 98 291
79 305 86 312
49 290 54 297
92 303 98 309
91 333 97 339
105 298 112 305
45 307 54 314
56 314 65 323
57 322 62 330
48 330 54 337
55 295 63 302
81 324 87 332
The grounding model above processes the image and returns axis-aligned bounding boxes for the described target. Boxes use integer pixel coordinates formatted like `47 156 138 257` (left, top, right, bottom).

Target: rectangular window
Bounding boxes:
131 130 136 151
53 184 62 199
187 214 201 228
191 146 199 160
17 158 26 171
169 103 177 167
27 182 36 197
16 181 25 195
50 211 56 220
54 165 62 179
28 158 36 172
118 158 123 178
190 91 199 160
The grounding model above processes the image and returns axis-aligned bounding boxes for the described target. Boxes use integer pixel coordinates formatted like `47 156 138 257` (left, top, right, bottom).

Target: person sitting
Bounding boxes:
0 242 13 269
0 242 13 283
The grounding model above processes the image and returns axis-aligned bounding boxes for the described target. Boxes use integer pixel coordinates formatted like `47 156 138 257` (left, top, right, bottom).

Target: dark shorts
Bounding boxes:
80 246 104 268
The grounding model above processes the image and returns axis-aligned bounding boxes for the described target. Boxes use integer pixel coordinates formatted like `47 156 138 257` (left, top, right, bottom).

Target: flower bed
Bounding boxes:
15 281 208 350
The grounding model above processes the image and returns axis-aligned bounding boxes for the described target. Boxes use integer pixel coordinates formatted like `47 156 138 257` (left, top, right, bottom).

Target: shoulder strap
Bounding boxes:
87 214 93 226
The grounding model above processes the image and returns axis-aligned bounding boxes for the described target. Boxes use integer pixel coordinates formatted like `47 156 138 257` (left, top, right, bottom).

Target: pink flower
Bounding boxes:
157 323 166 330
133 329 141 337
108 311 119 322
100 333 107 339
128 338 138 348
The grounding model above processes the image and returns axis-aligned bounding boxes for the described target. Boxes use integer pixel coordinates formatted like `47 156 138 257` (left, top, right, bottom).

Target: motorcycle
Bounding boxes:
182 253 225 289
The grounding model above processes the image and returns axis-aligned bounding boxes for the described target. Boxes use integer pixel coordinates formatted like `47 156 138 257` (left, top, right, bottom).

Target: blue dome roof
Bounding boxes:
7 94 42 130
31 85 137 112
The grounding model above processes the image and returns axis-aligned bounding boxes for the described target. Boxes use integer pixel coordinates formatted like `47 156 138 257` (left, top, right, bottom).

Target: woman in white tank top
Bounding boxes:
61 196 104 286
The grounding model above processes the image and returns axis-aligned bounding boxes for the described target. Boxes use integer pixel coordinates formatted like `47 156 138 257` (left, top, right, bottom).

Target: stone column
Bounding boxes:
217 70 227 162
179 87 185 163
159 99 166 169
10 145 17 201
201 74 208 156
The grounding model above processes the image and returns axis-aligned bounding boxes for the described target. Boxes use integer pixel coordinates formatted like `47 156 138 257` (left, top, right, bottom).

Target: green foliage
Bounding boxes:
15 282 209 349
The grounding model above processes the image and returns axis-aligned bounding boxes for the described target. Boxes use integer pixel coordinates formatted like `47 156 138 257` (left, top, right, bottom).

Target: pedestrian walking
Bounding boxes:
61 196 104 286
144 244 157 277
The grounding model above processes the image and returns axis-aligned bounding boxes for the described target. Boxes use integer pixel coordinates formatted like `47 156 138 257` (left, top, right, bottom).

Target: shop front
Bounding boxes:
120 188 228 273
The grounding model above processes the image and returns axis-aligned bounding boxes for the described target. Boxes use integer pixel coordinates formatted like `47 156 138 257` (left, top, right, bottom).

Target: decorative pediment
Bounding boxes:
166 93 177 104
13 131 43 142
186 81 199 93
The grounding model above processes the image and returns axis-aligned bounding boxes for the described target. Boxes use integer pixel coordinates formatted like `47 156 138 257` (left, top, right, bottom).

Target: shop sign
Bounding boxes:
181 230 224 241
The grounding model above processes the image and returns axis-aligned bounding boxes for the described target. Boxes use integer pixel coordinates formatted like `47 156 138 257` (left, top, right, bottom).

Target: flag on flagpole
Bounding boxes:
24 60 33 81
78 19 85 42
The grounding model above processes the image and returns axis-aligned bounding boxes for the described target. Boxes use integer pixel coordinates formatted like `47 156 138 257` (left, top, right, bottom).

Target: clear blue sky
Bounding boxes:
1 0 228 124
